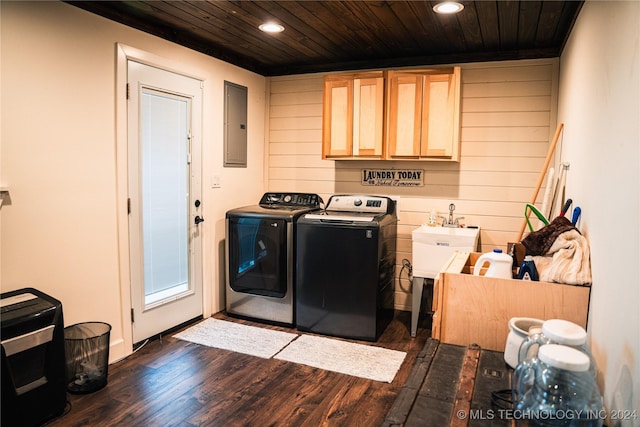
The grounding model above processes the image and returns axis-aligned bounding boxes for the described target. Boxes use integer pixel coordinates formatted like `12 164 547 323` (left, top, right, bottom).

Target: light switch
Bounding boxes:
211 174 221 188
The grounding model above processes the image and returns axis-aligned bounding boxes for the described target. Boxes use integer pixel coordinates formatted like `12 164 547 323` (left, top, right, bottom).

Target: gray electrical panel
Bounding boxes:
224 81 248 167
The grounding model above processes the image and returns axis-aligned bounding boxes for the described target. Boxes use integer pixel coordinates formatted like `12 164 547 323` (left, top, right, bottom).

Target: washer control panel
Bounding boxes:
326 195 392 213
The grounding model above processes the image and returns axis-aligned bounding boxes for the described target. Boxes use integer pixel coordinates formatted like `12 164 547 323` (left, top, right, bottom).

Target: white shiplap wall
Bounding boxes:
268 59 559 311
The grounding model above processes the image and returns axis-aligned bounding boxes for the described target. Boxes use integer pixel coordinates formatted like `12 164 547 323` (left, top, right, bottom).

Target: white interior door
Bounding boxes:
127 60 203 343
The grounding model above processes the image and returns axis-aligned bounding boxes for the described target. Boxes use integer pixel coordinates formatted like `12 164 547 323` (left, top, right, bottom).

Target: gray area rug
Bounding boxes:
174 318 406 382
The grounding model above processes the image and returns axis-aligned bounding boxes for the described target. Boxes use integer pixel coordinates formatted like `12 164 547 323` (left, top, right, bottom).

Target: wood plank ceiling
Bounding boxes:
67 1 583 76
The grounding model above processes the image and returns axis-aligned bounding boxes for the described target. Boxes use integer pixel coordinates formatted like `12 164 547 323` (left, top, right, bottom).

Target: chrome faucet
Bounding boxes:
444 203 464 227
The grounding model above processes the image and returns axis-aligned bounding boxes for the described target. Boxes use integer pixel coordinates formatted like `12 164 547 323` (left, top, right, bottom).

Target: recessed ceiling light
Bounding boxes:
259 22 285 33
433 2 464 14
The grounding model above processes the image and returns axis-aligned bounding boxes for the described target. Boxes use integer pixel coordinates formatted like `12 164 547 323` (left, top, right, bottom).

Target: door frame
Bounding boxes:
115 44 210 357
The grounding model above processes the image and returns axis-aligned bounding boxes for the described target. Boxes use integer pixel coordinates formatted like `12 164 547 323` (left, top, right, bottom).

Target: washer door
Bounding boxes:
228 217 288 298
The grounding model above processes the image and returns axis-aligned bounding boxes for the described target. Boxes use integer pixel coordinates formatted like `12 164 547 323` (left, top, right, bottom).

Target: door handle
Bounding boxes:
195 216 204 225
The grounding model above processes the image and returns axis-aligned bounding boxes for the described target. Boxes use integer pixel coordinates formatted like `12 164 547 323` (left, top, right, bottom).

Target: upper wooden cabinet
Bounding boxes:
322 72 384 159
321 67 461 161
386 67 461 161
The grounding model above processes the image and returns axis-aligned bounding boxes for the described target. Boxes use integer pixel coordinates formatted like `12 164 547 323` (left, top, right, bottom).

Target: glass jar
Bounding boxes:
513 344 603 427
518 318 597 377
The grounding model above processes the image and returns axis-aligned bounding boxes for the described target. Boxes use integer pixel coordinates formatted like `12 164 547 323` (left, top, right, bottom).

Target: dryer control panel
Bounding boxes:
259 192 321 208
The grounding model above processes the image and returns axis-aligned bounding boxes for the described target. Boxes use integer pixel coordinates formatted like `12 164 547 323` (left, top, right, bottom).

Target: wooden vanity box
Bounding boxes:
431 251 591 352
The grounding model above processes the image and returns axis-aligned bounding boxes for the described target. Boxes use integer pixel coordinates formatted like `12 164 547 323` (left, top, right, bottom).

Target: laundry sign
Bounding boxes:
361 169 424 187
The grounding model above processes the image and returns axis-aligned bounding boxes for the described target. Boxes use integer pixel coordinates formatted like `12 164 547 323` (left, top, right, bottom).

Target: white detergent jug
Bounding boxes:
473 249 513 279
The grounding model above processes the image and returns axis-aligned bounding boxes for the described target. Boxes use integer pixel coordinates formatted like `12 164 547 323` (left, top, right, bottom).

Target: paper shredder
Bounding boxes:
1 288 67 427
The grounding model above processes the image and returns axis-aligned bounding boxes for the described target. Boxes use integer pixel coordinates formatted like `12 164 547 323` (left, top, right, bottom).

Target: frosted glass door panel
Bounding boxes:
141 90 189 304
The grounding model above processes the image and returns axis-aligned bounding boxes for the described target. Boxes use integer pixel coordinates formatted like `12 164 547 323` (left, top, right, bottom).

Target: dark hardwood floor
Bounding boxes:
46 311 431 427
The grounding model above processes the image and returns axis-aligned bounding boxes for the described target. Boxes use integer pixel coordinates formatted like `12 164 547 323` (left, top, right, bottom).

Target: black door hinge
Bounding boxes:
126 83 130 100
127 198 131 214
131 308 134 323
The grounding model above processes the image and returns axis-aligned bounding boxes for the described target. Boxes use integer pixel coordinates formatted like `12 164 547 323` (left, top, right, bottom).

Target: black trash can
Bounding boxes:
63 322 111 394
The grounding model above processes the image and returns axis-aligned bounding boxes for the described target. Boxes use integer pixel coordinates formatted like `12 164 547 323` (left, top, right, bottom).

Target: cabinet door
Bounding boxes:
322 72 384 159
387 72 423 157
386 67 461 161
353 76 384 157
322 78 353 158
420 68 461 159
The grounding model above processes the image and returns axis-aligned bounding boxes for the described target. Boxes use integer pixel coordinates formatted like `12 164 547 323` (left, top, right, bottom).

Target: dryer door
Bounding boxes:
228 217 288 298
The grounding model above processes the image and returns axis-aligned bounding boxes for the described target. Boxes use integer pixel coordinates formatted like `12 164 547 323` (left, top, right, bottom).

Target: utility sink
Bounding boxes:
411 225 480 279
